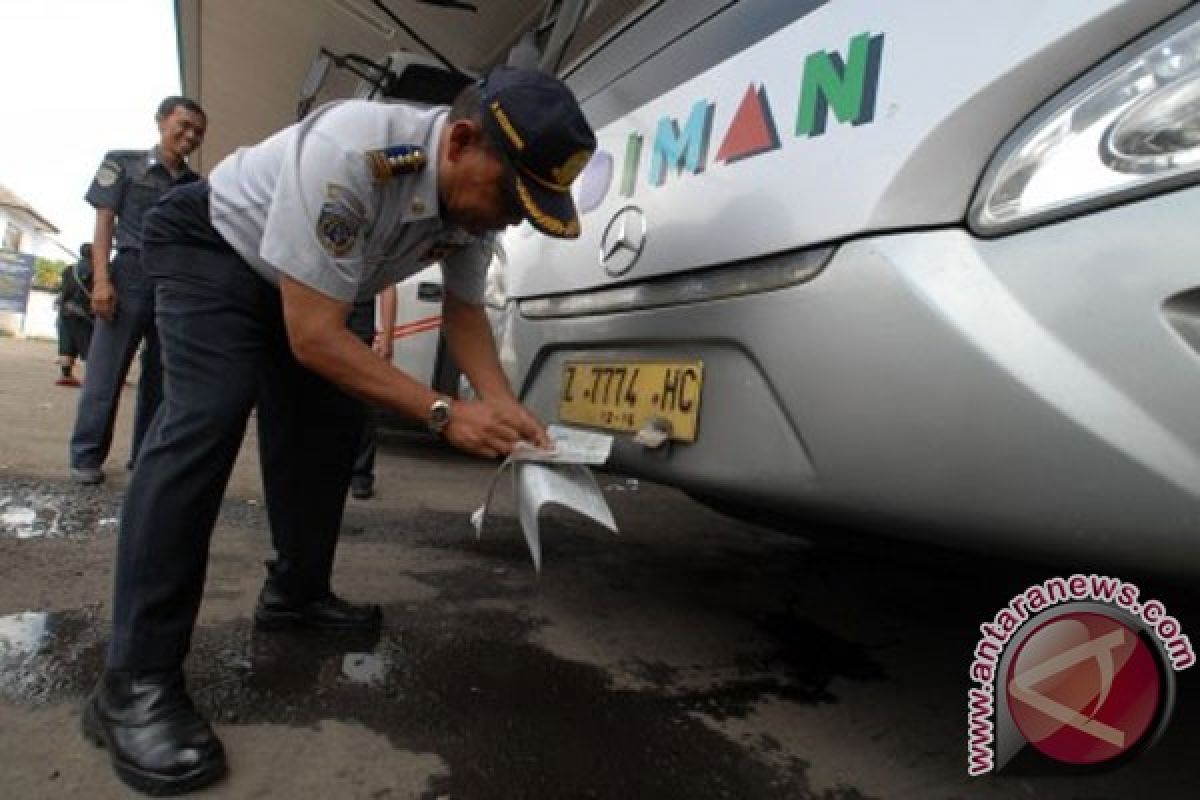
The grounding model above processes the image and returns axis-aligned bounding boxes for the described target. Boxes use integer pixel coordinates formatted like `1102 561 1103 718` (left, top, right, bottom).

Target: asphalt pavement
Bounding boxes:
2 334 1199 799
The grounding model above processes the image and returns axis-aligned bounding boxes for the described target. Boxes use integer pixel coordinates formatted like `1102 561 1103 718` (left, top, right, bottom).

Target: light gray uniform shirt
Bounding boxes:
208 99 490 304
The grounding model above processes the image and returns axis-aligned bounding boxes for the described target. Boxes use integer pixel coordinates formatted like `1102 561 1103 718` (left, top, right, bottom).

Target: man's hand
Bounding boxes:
90 210 117 321
371 331 393 360
487 397 552 449
91 277 117 321
443 398 549 458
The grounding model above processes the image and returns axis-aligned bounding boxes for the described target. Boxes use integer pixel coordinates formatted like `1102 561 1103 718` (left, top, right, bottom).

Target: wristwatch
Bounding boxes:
427 397 453 435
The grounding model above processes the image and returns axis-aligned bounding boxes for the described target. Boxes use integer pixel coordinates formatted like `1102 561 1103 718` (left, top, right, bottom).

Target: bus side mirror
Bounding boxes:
296 51 333 120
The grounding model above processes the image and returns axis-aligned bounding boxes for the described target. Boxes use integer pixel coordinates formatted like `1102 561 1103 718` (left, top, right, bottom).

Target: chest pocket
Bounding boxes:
121 169 172 225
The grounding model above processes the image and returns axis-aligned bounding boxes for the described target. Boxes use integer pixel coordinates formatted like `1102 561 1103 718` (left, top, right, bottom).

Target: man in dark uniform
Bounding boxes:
68 96 207 484
54 243 95 387
82 67 595 794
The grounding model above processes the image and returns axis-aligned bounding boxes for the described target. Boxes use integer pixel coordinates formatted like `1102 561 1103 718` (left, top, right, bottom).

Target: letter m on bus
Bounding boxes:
650 100 715 187
796 32 885 137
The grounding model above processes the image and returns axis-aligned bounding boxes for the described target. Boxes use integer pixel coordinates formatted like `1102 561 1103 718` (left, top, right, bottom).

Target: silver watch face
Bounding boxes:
428 398 451 433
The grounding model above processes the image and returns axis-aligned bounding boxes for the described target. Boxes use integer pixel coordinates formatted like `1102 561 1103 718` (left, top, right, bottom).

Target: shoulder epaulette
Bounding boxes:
366 145 427 184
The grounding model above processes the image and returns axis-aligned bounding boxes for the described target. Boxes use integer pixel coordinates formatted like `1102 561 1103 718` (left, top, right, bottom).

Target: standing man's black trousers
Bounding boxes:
108 181 365 671
69 248 162 471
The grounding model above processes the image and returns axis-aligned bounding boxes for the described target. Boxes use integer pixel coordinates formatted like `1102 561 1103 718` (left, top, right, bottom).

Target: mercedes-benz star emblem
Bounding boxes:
599 206 647 277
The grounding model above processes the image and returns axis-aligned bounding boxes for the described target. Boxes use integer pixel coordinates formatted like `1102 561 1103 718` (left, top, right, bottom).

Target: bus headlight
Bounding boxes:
971 9 1200 235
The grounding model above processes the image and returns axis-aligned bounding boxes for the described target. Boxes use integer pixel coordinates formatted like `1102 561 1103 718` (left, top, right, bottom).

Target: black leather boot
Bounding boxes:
254 580 382 632
82 670 227 795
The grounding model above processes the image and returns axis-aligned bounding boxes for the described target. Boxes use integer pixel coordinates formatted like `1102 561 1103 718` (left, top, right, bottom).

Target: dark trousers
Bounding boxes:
107 181 365 671
351 409 378 491
346 299 377 491
68 249 161 469
57 314 93 360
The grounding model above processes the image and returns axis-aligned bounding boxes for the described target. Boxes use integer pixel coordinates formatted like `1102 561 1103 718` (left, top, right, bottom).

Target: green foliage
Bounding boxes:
32 258 68 291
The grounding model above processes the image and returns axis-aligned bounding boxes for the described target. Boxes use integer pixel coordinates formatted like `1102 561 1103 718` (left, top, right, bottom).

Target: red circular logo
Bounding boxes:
1006 612 1162 765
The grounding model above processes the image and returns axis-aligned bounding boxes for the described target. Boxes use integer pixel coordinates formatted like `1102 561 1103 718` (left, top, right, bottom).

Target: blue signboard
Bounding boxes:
0 250 36 313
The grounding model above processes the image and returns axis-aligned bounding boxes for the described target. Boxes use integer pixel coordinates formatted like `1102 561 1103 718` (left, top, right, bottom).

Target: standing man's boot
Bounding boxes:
82 670 227 794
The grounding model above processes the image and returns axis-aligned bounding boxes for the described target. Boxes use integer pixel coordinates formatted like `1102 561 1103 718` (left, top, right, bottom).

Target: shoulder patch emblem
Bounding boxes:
316 184 365 258
366 145 427 184
94 160 122 188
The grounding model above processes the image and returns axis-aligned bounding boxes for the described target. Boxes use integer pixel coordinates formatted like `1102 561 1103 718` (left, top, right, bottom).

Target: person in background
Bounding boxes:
54 243 95 387
68 96 207 485
349 284 398 499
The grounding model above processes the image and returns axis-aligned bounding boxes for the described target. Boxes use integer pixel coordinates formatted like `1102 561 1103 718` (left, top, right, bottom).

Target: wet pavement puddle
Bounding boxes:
0 608 107 703
1 500 62 538
0 483 117 539
0 599 880 800
0 487 880 798
341 651 389 687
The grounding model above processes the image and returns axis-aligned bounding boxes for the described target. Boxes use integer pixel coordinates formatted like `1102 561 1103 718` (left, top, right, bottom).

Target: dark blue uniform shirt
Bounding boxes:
85 148 199 251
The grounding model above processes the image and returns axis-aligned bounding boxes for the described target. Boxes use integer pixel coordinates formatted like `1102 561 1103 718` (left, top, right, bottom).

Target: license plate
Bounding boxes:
558 360 704 442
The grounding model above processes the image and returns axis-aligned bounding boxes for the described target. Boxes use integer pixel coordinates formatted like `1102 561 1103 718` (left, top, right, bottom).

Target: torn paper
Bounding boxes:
516 462 617 572
471 425 618 571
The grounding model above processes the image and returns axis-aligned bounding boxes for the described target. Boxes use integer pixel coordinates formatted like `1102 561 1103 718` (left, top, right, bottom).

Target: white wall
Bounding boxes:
0 289 58 339
23 289 58 338
0 208 68 259
34 231 75 261
0 204 69 338
1 207 34 252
